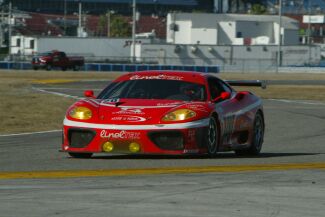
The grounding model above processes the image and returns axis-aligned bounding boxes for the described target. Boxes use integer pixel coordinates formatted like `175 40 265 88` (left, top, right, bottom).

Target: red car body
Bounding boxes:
62 71 265 158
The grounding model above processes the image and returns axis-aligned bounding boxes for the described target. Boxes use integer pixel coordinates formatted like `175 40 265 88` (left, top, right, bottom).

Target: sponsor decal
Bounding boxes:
124 40 142 47
100 130 141 139
186 104 208 112
183 149 199 154
156 102 181 106
115 108 145 115
130 74 183 81
102 98 120 104
111 115 146 122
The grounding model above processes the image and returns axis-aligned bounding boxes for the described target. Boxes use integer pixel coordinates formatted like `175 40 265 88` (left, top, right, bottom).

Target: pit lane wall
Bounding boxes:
0 62 220 73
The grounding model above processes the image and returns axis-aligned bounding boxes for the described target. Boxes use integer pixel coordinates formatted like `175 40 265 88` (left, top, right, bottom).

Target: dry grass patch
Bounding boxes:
235 85 325 102
0 70 125 134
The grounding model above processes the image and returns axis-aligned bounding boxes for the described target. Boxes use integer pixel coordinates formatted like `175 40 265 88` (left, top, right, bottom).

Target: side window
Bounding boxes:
59 52 66 58
53 54 59 62
219 81 232 93
30 40 34 49
208 77 223 99
208 77 232 100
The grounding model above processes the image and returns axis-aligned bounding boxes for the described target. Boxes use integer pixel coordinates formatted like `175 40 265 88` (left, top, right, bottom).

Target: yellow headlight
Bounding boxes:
69 106 92 120
102 141 114 152
162 109 196 121
129 142 141 153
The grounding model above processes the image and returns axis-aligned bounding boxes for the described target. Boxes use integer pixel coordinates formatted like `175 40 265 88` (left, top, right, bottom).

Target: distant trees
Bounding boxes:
228 0 267 14
110 15 131 37
250 3 267 14
97 13 131 37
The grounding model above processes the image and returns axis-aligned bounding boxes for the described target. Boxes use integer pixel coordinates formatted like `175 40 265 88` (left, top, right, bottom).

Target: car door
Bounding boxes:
207 77 243 146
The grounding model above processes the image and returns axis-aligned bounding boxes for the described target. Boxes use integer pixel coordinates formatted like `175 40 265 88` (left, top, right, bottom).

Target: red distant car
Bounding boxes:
32 50 84 71
62 71 265 158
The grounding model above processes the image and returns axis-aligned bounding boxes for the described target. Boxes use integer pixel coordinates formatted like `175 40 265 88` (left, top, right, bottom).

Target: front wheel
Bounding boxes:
46 64 52 71
235 112 264 156
73 65 80 71
206 117 219 157
68 152 93 158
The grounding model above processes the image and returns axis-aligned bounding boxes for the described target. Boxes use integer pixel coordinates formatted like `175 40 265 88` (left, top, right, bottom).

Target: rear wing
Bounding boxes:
225 80 267 89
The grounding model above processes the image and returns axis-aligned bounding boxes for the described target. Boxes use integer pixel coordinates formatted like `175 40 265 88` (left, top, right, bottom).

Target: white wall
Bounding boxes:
174 21 191 44
11 36 35 55
273 23 280 45
191 28 217 45
218 22 236 45
10 36 152 61
139 43 321 67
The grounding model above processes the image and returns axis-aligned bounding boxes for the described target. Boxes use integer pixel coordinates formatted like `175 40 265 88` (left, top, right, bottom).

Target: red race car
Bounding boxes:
62 70 265 158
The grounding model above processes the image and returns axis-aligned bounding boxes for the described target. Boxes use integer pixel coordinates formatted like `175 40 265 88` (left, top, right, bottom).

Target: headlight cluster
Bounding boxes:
69 107 92 120
162 109 196 122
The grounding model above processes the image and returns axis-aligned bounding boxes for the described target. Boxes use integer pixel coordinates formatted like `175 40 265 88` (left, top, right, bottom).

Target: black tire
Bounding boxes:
73 65 80 71
33 66 38 70
235 112 264 156
61 67 67 71
46 64 52 71
206 116 219 157
68 152 93 158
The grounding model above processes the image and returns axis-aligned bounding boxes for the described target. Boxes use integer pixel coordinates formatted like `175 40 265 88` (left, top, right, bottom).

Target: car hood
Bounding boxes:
73 98 210 124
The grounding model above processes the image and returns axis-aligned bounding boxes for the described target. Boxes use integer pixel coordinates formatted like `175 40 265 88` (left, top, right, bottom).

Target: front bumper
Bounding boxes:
62 118 209 155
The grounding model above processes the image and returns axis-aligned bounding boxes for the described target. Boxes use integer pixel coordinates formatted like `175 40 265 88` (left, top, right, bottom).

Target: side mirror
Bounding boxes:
212 92 231 103
84 90 95 98
220 92 231 100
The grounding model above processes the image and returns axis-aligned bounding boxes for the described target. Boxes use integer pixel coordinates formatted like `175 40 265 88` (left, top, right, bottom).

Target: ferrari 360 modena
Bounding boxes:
62 70 265 158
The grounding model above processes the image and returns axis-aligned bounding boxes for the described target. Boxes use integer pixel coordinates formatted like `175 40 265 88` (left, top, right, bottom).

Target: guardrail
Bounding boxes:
0 61 220 73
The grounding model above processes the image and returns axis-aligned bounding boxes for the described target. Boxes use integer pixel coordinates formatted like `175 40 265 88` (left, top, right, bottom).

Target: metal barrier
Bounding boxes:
0 61 220 73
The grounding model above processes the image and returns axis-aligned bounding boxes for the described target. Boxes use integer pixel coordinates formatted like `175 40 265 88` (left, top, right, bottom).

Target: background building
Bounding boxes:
167 13 299 45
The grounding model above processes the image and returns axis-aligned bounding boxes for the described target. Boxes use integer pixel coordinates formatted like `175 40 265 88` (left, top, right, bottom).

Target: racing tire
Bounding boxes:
33 66 38 71
68 152 93 158
235 112 264 156
206 116 219 157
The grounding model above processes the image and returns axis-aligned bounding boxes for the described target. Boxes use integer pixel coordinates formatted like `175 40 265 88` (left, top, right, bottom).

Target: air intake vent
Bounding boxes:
149 131 184 150
68 129 96 148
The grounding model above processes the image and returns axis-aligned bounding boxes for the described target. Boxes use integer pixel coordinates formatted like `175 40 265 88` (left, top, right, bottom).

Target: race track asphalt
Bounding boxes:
0 81 324 217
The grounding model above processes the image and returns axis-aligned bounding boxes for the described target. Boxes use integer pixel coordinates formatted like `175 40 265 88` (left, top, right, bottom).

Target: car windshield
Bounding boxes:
98 79 206 101
38 52 52 56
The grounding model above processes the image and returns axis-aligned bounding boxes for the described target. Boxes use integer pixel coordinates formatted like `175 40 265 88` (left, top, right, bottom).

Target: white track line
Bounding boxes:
32 86 81 99
0 130 62 137
268 99 325 106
